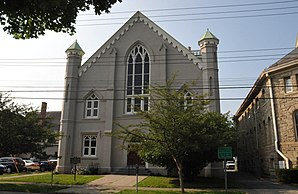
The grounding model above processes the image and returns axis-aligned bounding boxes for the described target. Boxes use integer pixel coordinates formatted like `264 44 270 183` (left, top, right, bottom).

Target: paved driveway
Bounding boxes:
229 172 298 194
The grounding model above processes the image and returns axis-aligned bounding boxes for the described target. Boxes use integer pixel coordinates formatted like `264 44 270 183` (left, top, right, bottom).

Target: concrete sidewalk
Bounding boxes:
1 173 297 194
56 175 148 194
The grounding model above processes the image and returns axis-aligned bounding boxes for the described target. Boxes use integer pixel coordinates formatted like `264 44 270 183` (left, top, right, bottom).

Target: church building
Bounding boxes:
57 11 220 174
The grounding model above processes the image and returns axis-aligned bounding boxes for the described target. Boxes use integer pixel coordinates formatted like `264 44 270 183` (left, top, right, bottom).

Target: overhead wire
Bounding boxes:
77 5 298 22
79 0 298 15
2 0 298 105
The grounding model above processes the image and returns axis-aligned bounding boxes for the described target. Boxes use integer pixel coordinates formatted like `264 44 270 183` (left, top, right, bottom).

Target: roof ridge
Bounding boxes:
79 11 202 76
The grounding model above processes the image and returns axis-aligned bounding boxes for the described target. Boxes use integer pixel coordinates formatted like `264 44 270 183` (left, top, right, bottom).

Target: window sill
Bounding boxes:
285 90 298 95
84 117 100 120
81 156 98 160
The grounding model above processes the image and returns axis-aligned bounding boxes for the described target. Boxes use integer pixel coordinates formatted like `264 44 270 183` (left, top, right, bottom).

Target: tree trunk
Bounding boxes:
173 156 184 193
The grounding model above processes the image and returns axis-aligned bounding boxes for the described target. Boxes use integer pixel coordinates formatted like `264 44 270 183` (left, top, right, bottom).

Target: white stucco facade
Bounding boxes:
57 11 220 174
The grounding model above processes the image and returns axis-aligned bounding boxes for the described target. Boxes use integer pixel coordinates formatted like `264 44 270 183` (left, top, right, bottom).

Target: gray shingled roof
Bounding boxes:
269 47 298 69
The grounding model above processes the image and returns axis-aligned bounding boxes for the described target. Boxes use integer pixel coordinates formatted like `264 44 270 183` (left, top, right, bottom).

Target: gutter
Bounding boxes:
267 74 290 169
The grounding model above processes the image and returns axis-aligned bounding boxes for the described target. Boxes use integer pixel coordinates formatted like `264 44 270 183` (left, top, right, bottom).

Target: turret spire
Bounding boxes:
66 40 85 57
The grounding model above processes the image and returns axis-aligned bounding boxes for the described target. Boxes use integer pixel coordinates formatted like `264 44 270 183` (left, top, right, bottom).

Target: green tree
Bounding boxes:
0 0 122 39
0 93 58 157
114 78 237 193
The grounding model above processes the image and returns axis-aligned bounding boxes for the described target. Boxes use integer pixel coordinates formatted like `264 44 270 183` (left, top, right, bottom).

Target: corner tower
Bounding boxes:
57 40 84 173
199 29 220 112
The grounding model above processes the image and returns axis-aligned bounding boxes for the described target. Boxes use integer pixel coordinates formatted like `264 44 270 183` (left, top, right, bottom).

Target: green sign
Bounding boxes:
218 147 232 159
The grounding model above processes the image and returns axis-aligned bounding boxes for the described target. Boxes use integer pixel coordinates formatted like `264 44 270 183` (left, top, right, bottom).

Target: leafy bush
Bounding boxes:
276 168 298 183
71 163 100 175
88 163 100 175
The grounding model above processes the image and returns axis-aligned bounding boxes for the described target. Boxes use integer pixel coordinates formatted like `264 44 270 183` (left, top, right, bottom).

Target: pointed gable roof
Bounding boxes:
199 28 219 42
66 40 85 56
79 11 202 76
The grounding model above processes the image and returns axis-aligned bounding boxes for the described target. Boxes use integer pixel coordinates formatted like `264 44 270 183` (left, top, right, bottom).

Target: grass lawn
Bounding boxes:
0 173 103 185
0 171 40 178
138 176 242 189
0 183 67 193
118 190 244 194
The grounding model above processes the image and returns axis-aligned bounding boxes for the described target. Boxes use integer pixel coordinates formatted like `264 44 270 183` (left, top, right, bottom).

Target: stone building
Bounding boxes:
234 42 298 178
57 11 221 174
40 102 61 159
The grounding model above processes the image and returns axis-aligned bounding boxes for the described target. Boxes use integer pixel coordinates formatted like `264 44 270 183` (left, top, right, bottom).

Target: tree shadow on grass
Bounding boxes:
169 176 244 189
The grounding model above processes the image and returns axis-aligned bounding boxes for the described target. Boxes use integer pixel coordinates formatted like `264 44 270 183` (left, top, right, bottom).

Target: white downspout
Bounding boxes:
268 75 289 169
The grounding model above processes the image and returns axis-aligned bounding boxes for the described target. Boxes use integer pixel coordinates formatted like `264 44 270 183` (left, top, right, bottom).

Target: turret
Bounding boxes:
199 29 220 113
57 40 84 173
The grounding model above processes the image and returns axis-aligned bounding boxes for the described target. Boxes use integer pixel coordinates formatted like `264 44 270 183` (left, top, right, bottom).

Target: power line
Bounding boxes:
0 47 294 61
0 56 295 66
1 84 296 93
76 11 298 26
5 96 298 102
0 52 293 61
77 5 298 22
0 47 297 65
80 0 298 15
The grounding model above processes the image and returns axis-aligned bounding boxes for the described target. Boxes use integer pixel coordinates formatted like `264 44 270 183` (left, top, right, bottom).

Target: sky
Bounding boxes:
1 0 298 115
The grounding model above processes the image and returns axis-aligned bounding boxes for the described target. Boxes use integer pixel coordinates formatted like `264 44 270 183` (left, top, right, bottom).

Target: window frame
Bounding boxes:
125 45 150 114
82 135 97 157
183 91 193 108
293 110 298 141
284 76 293 93
85 94 100 119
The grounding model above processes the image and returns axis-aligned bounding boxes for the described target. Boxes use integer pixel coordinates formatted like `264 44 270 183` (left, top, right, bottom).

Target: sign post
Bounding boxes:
70 157 81 181
218 147 232 193
136 164 139 194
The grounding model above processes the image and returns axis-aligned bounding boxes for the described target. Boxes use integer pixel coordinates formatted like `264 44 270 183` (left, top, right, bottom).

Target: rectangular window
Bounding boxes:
284 77 293 93
144 97 149 111
83 135 97 157
127 98 132 113
134 98 141 111
126 97 149 113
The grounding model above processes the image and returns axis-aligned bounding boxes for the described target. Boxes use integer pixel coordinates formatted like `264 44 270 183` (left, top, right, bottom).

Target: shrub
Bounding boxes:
276 168 298 183
88 163 100 175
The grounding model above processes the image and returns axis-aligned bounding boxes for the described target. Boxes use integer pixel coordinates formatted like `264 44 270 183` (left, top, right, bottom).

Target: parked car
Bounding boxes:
0 164 7 175
39 159 57 172
0 157 25 173
226 160 236 170
23 159 40 171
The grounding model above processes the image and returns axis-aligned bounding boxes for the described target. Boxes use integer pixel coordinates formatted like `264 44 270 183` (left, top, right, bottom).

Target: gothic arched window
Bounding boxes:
180 90 193 109
126 45 150 113
85 94 99 118
83 135 97 157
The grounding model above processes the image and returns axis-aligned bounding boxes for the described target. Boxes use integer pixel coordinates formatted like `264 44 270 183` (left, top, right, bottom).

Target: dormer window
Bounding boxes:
85 94 99 118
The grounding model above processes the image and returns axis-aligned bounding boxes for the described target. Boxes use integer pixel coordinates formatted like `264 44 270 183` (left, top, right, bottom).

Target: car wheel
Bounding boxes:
0 170 3 175
40 166 46 172
7 167 12 173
